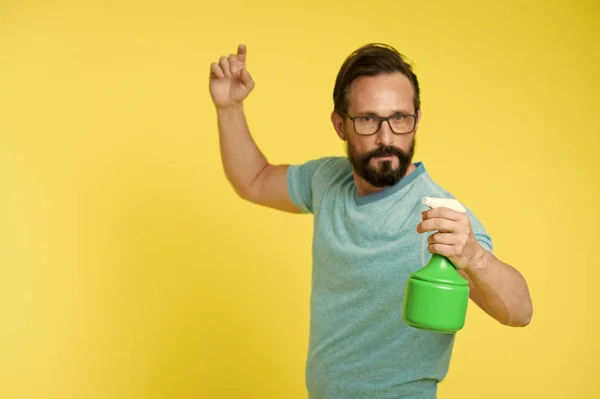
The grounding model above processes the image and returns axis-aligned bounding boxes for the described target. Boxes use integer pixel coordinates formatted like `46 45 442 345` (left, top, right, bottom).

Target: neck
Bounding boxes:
353 163 417 197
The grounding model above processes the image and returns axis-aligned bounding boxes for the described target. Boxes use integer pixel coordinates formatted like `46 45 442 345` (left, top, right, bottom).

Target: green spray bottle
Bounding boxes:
402 197 470 334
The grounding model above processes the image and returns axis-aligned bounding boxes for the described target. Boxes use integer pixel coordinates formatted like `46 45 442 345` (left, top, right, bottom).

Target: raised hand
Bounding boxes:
209 44 255 109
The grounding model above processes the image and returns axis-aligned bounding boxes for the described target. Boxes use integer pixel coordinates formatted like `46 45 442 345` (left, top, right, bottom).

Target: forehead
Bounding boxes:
346 72 415 114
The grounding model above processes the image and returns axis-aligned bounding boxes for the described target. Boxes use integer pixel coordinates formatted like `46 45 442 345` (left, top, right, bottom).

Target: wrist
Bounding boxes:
465 243 489 273
215 102 244 114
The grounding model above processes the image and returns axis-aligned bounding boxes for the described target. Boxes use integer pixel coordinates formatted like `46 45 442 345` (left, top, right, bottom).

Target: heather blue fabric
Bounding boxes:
287 156 493 399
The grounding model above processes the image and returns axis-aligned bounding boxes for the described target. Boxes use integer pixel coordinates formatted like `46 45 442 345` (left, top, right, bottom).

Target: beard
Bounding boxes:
346 138 415 188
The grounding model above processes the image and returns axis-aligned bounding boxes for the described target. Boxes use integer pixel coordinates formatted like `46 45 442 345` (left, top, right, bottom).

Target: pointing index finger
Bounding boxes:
237 44 247 62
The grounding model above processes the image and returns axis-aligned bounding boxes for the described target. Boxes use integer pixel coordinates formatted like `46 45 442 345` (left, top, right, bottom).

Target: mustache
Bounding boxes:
366 145 407 159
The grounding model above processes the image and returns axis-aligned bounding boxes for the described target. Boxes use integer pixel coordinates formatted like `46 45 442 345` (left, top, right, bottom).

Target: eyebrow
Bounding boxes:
353 109 413 116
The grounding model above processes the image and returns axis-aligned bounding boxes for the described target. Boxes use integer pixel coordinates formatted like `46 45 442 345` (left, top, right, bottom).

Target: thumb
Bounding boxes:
240 67 254 89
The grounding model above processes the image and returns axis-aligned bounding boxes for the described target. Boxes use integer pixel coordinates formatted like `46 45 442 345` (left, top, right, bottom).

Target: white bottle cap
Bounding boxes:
422 197 466 213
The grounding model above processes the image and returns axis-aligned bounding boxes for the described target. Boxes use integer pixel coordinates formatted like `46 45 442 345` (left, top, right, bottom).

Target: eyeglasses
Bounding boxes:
343 112 417 136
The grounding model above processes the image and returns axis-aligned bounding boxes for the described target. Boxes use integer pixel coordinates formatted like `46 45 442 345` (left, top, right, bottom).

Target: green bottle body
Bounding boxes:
402 254 470 334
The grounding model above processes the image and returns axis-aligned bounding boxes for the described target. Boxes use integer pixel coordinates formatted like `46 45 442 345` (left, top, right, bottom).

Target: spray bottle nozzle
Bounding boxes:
422 197 466 213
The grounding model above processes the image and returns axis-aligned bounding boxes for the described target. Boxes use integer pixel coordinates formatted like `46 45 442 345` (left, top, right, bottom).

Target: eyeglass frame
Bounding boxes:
342 111 418 136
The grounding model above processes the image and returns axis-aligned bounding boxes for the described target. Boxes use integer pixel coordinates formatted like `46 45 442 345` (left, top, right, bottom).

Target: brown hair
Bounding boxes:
333 43 420 115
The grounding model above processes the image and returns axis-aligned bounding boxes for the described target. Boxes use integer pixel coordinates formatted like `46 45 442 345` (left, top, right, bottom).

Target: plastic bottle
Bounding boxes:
402 197 470 334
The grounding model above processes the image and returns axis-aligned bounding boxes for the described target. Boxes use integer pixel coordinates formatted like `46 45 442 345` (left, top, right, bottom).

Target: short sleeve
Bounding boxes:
286 157 336 214
466 208 494 253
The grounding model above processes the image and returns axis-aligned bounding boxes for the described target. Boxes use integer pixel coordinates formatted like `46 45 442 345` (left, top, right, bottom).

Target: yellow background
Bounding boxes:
1 0 598 398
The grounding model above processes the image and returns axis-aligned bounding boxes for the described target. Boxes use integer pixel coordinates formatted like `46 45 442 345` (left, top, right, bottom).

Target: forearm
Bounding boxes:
216 104 268 197
463 247 533 327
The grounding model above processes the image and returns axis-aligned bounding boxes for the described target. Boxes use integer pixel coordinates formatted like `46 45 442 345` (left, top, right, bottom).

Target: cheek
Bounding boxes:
341 121 353 138
398 134 415 152
349 141 368 157
349 136 375 153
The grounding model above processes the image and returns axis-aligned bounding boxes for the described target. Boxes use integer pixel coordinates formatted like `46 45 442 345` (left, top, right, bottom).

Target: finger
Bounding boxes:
417 218 457 233
219 56 231 76
229 53 240 75
210 62 224 78
428 243 458 257
237 43 247 63
240 67 254 89
428 232 459 245
423 207 465 222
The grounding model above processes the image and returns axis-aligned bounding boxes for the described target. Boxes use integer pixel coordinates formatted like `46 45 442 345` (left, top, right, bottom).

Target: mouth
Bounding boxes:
373 155 396 160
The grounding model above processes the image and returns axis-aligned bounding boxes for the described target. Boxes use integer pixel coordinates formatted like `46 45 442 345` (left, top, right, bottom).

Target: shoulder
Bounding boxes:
410 165 466 206
286 156 352 214
288 156 351 183
297 155 350 172
412 167 453 198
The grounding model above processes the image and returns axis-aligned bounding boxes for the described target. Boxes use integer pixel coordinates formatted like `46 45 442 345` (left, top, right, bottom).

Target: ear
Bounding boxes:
415 108 422 131
331 111 346 141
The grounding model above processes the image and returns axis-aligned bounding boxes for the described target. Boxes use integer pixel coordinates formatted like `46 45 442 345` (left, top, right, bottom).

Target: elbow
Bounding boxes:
233 184 257 203
520 305 533 327
518 297 534 327
226 167 267 203
224 174 255 202
232 183 250 200
502 302 533 327
505 314 532 328
232 180 261 204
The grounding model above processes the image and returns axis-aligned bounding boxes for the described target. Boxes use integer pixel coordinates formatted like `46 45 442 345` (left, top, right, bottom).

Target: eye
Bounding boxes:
393 114 406 120
358 116 374 122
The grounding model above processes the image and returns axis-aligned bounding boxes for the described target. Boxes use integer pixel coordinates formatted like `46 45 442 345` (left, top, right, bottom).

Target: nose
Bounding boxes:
375 120 395 146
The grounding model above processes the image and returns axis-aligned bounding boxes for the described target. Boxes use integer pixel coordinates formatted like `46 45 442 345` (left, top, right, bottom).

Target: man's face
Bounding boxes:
336 72 418 188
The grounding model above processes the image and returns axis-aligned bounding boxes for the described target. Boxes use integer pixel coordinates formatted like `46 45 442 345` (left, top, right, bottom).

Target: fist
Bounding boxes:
209 44 255 109
416 207 485 270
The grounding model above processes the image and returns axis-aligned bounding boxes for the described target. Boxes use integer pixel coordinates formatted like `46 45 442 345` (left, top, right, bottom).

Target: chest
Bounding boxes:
311 195 427 293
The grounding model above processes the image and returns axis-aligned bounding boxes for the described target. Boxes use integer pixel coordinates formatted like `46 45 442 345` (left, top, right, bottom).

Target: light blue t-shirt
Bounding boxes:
286 156 493 399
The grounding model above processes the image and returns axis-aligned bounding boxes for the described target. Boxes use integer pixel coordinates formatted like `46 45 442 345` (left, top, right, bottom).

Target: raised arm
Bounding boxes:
209 44 301 213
